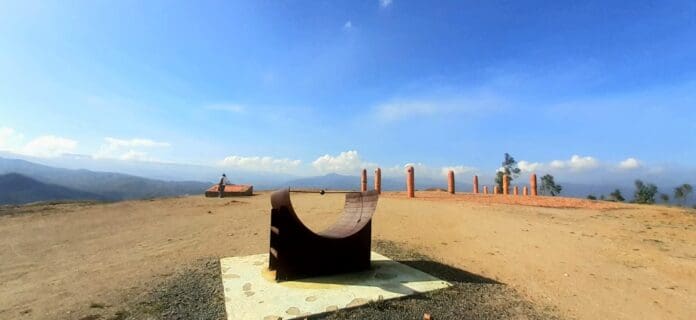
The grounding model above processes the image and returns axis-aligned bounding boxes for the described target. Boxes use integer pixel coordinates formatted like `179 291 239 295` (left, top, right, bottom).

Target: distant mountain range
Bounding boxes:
1 156 692 206
0 157 210 204
0 173 106 205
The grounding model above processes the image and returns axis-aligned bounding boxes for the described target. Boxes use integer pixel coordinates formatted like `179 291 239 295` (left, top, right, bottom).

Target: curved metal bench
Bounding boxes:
268 188 379 281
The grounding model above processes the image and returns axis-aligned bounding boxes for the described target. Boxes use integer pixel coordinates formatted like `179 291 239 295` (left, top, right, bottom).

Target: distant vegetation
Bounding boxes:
633 180 658 204
660 193 670 203
540 174 562 196
495 153 521 192
609 189 625 202
674 184 693 206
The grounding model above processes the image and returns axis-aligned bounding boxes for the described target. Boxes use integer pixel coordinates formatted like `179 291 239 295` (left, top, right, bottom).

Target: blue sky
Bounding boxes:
1 1 695 182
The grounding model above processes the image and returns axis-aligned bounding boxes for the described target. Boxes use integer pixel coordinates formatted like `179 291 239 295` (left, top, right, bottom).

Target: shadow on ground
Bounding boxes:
93 240 561 320
310 240 561 320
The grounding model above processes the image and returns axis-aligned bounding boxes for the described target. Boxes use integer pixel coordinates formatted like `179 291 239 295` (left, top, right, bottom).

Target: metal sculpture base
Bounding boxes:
269 188 379 281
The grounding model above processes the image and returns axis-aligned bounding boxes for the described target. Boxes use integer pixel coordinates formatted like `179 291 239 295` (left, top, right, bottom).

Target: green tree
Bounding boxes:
659 193 670 204
494 153 521 191
674 183 693 206
600 194 606 200
587 194 597 200
633 180 658 204
609 189 625 202
540 174 562 196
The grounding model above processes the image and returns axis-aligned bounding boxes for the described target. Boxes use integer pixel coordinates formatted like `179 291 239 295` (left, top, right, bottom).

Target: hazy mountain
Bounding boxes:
0 157 210 201
0 151 297 190
0 173 105 205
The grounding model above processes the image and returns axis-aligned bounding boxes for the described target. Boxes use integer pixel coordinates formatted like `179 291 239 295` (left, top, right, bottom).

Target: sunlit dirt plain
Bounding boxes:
1 191 694 319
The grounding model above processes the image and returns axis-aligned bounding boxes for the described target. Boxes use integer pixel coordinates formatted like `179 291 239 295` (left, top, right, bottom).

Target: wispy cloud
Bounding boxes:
204 103 246 113
94 137 170 161
379 0 393 8
518 155 650 174
21 135 78 158
343 21 353 31
372 93 505 122
0 127 24 150
219 155 301 173
1 127 78 158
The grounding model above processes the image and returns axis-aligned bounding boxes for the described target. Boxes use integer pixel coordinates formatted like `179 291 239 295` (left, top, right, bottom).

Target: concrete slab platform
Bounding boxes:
220 252 451 320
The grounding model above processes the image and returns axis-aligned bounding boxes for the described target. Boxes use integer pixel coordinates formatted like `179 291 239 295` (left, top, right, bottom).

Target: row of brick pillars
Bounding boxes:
361 168 539 198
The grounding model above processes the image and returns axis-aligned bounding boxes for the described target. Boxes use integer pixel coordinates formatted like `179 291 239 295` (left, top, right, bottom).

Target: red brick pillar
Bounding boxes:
406 166 415 198
494 186 500 194
483 186 489 194
503 174 510 195
473 175 479 194
523 186 529 196
514 186 519 195
374 168 381 194
361 169 367 192
530 173 538 196
447 170 455 194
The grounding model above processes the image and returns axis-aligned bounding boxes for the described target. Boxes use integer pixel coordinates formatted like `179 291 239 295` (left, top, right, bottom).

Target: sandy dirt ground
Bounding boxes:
1 191 695 320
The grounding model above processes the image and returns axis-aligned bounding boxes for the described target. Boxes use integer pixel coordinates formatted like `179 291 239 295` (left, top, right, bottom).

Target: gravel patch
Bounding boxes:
108 241 561 320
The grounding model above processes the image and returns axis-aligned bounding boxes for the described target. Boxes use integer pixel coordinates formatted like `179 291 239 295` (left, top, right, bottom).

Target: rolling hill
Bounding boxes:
0 173 106 205
0 157 211 202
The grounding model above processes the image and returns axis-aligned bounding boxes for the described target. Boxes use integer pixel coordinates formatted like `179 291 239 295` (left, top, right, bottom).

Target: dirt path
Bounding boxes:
1 192 694 319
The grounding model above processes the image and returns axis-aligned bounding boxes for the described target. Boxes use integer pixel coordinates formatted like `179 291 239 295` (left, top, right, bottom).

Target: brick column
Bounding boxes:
494 186 500 194
523 186 529 196
503 174 510 195
530 173 538 196
473 175 479 194
361 169 367 192
406 166 415 198
483 186 489 194
514 186 519 195
374 168 381 194
447 170 455 194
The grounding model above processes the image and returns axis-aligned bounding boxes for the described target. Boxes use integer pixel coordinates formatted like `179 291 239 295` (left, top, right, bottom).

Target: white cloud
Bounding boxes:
20 135 78 158
518 160 542 173
313 150 375 174
372 94 504 122
103 137 170 148
379 0 393 8
343 21 353 30
618 157 641 170
204 104 246 113
441 165 478 176
220 155 301 173
0 127 24 150
94 137 170 161
548 155 599 172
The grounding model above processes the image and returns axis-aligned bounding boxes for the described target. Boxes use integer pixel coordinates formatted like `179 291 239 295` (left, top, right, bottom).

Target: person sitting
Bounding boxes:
218 173 231 198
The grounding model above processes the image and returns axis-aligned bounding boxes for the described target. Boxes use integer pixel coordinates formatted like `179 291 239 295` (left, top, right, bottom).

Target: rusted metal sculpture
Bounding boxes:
473 175 479 194
268 188 379 281
374 167 382 194
530 173 538 196
406 166 415 198
447 170 455 194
